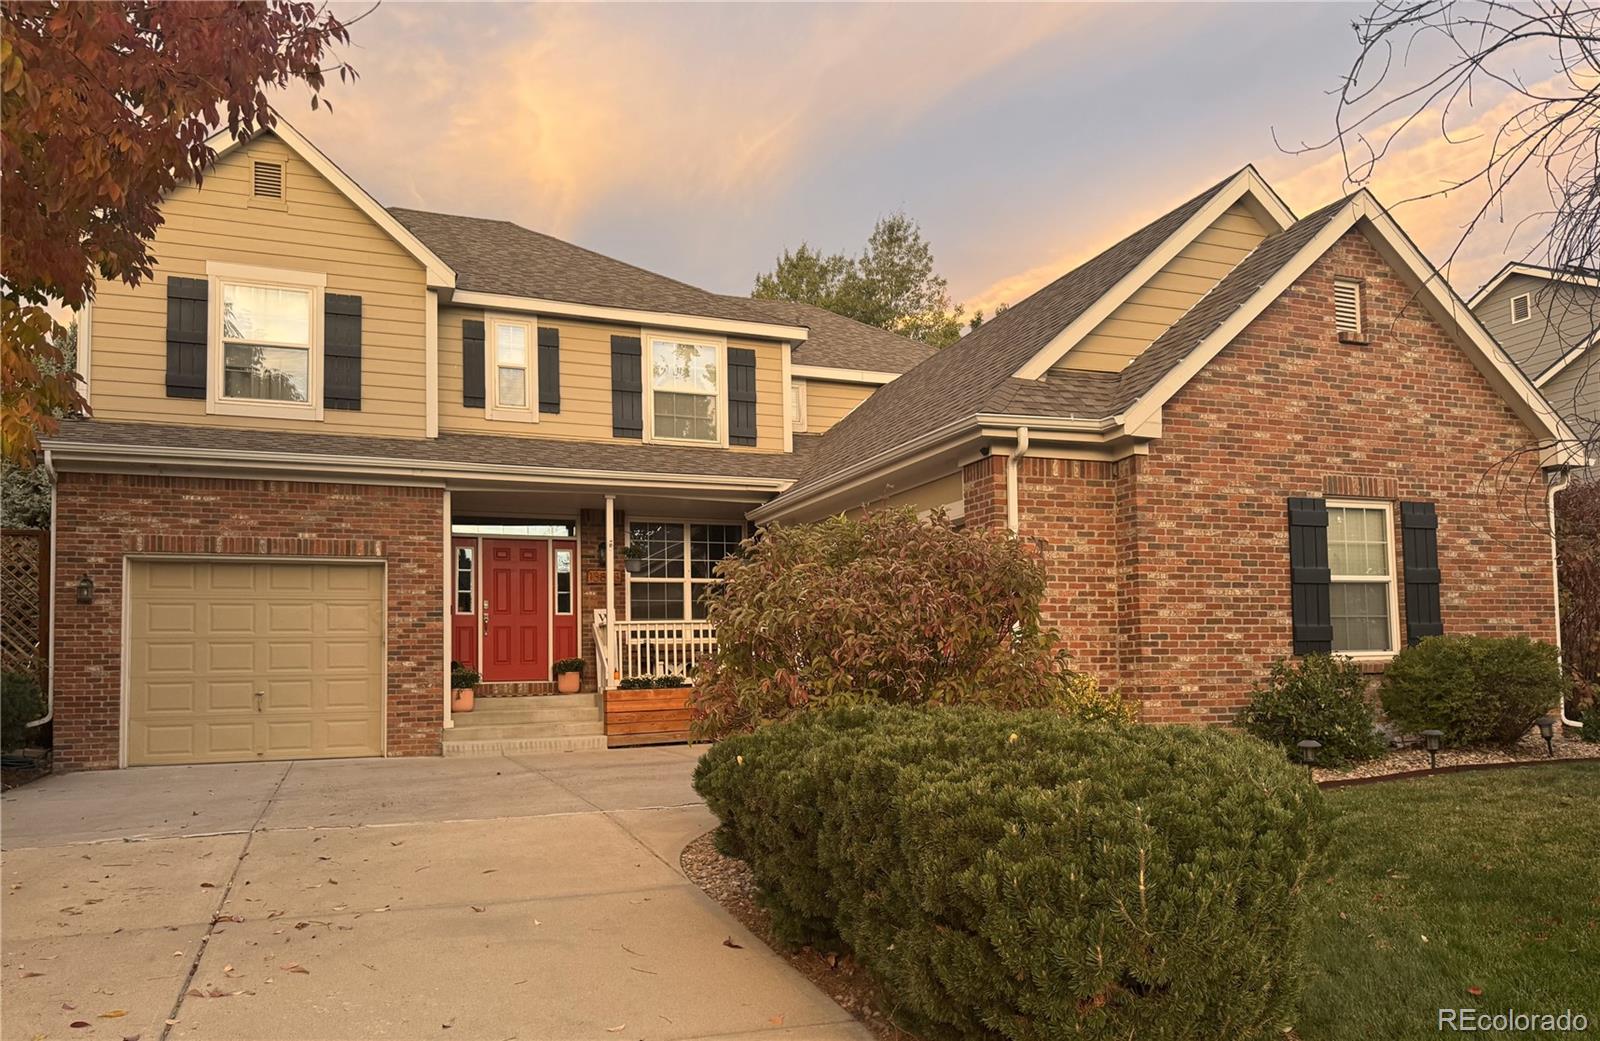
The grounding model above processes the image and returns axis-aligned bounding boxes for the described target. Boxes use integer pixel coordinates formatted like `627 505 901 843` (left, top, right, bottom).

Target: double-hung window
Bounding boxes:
626 521 744 620
1326 502 1399 655
489 317 536 421
207 263 324 419
647 336 721 443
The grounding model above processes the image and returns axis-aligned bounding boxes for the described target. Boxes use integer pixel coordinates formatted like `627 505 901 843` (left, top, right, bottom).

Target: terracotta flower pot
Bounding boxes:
557 671 581 694
451 687 475 713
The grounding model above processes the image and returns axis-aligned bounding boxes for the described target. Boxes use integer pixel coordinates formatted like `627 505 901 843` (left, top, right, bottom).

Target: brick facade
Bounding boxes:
965 229 1558 723
51 472 446 770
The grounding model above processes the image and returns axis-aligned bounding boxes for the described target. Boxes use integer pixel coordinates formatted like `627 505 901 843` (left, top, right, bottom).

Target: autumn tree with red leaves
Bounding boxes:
1 1 357 462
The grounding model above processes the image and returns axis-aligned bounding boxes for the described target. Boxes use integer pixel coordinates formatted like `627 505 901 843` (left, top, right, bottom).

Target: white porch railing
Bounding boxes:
593 610 717 688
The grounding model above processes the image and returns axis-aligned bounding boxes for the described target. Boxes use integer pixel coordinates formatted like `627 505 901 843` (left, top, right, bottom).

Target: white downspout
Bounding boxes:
1548 472 1581 729
26 450 57 730
605 494 617 689
1005 426 1031 534
442 488 453 730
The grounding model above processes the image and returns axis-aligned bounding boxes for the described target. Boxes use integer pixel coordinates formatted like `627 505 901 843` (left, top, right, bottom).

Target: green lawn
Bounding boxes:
1299 763 1600 1040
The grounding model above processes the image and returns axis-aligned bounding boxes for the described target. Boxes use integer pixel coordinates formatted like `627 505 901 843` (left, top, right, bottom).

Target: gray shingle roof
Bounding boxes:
738 298 938 373
45 420 819 481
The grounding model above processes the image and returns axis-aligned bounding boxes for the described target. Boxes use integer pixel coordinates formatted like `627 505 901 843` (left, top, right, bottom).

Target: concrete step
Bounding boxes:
443 734 608 756
456 703 601 724
445 720 605 741
468 694 598 712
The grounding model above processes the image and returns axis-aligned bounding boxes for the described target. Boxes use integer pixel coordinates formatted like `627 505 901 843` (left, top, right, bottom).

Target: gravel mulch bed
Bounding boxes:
1311 726 1598 783
681 832 920 1041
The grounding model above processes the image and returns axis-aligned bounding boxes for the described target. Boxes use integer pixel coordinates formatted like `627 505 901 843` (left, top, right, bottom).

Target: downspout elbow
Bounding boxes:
1006 426 1030 534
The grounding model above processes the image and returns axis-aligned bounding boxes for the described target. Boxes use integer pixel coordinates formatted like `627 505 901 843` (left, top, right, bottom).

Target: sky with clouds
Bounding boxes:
293 2 1543 317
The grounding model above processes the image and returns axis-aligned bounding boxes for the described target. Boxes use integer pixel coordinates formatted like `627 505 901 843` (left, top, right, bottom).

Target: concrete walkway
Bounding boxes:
1 748 870 1041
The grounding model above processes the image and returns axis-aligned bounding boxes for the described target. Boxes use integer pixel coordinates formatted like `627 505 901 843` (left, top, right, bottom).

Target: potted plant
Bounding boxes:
553 657 585 694
450 662 480 713
621 542 647 574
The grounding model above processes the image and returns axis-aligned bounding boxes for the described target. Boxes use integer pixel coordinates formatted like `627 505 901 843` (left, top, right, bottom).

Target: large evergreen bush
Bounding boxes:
1379 635 1567 747
1 670 46 750
1239 654 1386 767
695 705 1320 1041
689 509 1133 738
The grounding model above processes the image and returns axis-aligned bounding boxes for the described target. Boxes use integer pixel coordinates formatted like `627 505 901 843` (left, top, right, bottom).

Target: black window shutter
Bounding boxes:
728 347 757 446
612 335 643 438
323 293 362 411
1287 497 1333 655
462 319 485 409
1401 501 1443 645
538 328 560 414
165 277 208 399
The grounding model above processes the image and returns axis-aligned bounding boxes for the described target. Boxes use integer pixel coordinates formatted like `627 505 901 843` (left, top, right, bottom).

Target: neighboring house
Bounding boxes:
754 170 1581 725
1469 262 1598 467
45 124 1578 769
46 123 931 770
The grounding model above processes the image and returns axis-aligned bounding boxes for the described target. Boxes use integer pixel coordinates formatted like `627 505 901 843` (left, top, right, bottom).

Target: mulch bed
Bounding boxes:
680 832 919 1041
1310 727 1598 784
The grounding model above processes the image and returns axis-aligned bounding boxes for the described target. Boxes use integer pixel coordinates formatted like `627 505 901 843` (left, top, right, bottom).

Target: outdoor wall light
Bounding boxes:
1536 716 1556 757
75 574 95 605
594 539 608 566
1421 729 1443 770
1296 739 1322 779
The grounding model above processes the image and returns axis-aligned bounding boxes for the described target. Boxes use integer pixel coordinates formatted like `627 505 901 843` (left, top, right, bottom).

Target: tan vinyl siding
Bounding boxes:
439 310 787 451
1054 202 1269 374
88 136 429 437
846 472 962 518
1472 274 1600 379
805 379 875 432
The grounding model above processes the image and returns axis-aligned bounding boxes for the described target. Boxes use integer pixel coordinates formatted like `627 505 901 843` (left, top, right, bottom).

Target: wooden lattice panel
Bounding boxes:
1 529 47 675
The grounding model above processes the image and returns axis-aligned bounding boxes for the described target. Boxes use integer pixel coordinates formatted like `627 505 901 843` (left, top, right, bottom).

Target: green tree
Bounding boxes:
754 213 966 348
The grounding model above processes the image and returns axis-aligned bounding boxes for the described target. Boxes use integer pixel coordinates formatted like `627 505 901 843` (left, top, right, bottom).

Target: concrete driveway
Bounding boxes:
1 747 869 1041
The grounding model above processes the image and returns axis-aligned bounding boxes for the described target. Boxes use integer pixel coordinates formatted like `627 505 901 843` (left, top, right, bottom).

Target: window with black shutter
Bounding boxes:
462 319 485 408
728 347 757 446
323 293 362 411
538 328 560 414
166 277 209 399
1401 501 1443 644
612 335 643 438
1287 497 1333 655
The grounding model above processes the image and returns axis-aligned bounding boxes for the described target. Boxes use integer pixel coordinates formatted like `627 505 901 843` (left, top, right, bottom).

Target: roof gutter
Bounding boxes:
450 290 810 343
43 441 796 495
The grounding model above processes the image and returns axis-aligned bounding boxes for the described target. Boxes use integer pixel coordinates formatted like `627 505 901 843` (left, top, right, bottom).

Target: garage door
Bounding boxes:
127 560 384 766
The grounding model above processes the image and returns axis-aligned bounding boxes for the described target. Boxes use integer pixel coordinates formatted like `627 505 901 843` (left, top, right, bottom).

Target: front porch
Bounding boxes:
441 481 756 750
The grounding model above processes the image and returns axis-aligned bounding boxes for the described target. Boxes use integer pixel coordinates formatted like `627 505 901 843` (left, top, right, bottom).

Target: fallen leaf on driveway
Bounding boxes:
69 1021 90 1029
769 1015 784 1026
18 970 44 978
470 905 486 913
722 937 744 949
280 962 311 974
606 1026 625 1033
98 1010 128 1018
199 883 215 889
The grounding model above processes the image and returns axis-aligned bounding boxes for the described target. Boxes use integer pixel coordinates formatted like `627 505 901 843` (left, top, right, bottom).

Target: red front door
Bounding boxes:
482 539 550 682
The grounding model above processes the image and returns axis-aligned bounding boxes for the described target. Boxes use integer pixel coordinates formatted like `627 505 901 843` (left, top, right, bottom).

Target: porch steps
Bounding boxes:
443 694 608 756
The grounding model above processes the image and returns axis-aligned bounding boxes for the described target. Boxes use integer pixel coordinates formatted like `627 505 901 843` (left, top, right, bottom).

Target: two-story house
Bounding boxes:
1469 262 1598 472
44 123 1582 770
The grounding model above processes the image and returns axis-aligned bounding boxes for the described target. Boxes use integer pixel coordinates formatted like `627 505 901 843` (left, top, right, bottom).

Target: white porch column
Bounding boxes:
605 494 617 689
442 487 453 730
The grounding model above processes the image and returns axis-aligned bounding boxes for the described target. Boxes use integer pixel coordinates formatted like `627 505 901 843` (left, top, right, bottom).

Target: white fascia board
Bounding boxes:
1468 262 1600 308
1117 192 1581 456
790 364 901 385
452 290 809 343
203 122 456 290
1533 329 1598 387
43 441 795 495
1013 166 1297 381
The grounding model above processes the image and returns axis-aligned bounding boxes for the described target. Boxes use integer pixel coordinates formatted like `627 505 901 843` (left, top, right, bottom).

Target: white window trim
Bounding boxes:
1326 498 1401 660
205 261 325 421
625 518 743 621
789 377 808 433
485 314 539 423
454 543 475 615
642 329 728 447
1509 292 1532 324
554 546 575 616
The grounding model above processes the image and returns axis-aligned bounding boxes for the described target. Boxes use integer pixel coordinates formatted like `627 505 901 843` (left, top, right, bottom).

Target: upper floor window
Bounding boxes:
1510 292 1531 324
489 317 537 421
207 262 324 420
1334 278 1363 338
648 336 720 443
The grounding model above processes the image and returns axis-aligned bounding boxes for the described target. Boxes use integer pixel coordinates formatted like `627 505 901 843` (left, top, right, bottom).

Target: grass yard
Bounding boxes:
1299 763 1600 1040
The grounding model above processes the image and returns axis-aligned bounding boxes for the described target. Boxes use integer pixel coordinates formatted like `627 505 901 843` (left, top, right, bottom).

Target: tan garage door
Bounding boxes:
127 560 384 766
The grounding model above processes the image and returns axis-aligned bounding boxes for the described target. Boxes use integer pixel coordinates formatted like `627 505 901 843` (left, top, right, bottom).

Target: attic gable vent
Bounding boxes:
252 161 284 200
1510 292 1531 323
1333 278 1363 338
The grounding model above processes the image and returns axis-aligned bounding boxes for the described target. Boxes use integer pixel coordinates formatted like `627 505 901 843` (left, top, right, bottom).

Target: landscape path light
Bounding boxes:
1297 739 1322 780
1536 716 1556 757
1421 730 1443 771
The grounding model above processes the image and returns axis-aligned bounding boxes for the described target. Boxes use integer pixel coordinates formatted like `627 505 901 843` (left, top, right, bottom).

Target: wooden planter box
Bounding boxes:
606 685 693 748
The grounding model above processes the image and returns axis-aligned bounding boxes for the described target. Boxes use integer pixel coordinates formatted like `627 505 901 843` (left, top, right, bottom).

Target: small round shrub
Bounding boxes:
1239 654 1386 767
2 670 47 751
695 705 1320 1041
1379 635 1568 747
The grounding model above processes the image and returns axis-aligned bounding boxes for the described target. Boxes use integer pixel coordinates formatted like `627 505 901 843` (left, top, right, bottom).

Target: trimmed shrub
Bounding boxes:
695 706 1320 1041
690 509 1133 738
1379 635 1568 747
618 674 686 690
2 670 46 751
449 663 480 689
1239 655 1386 767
